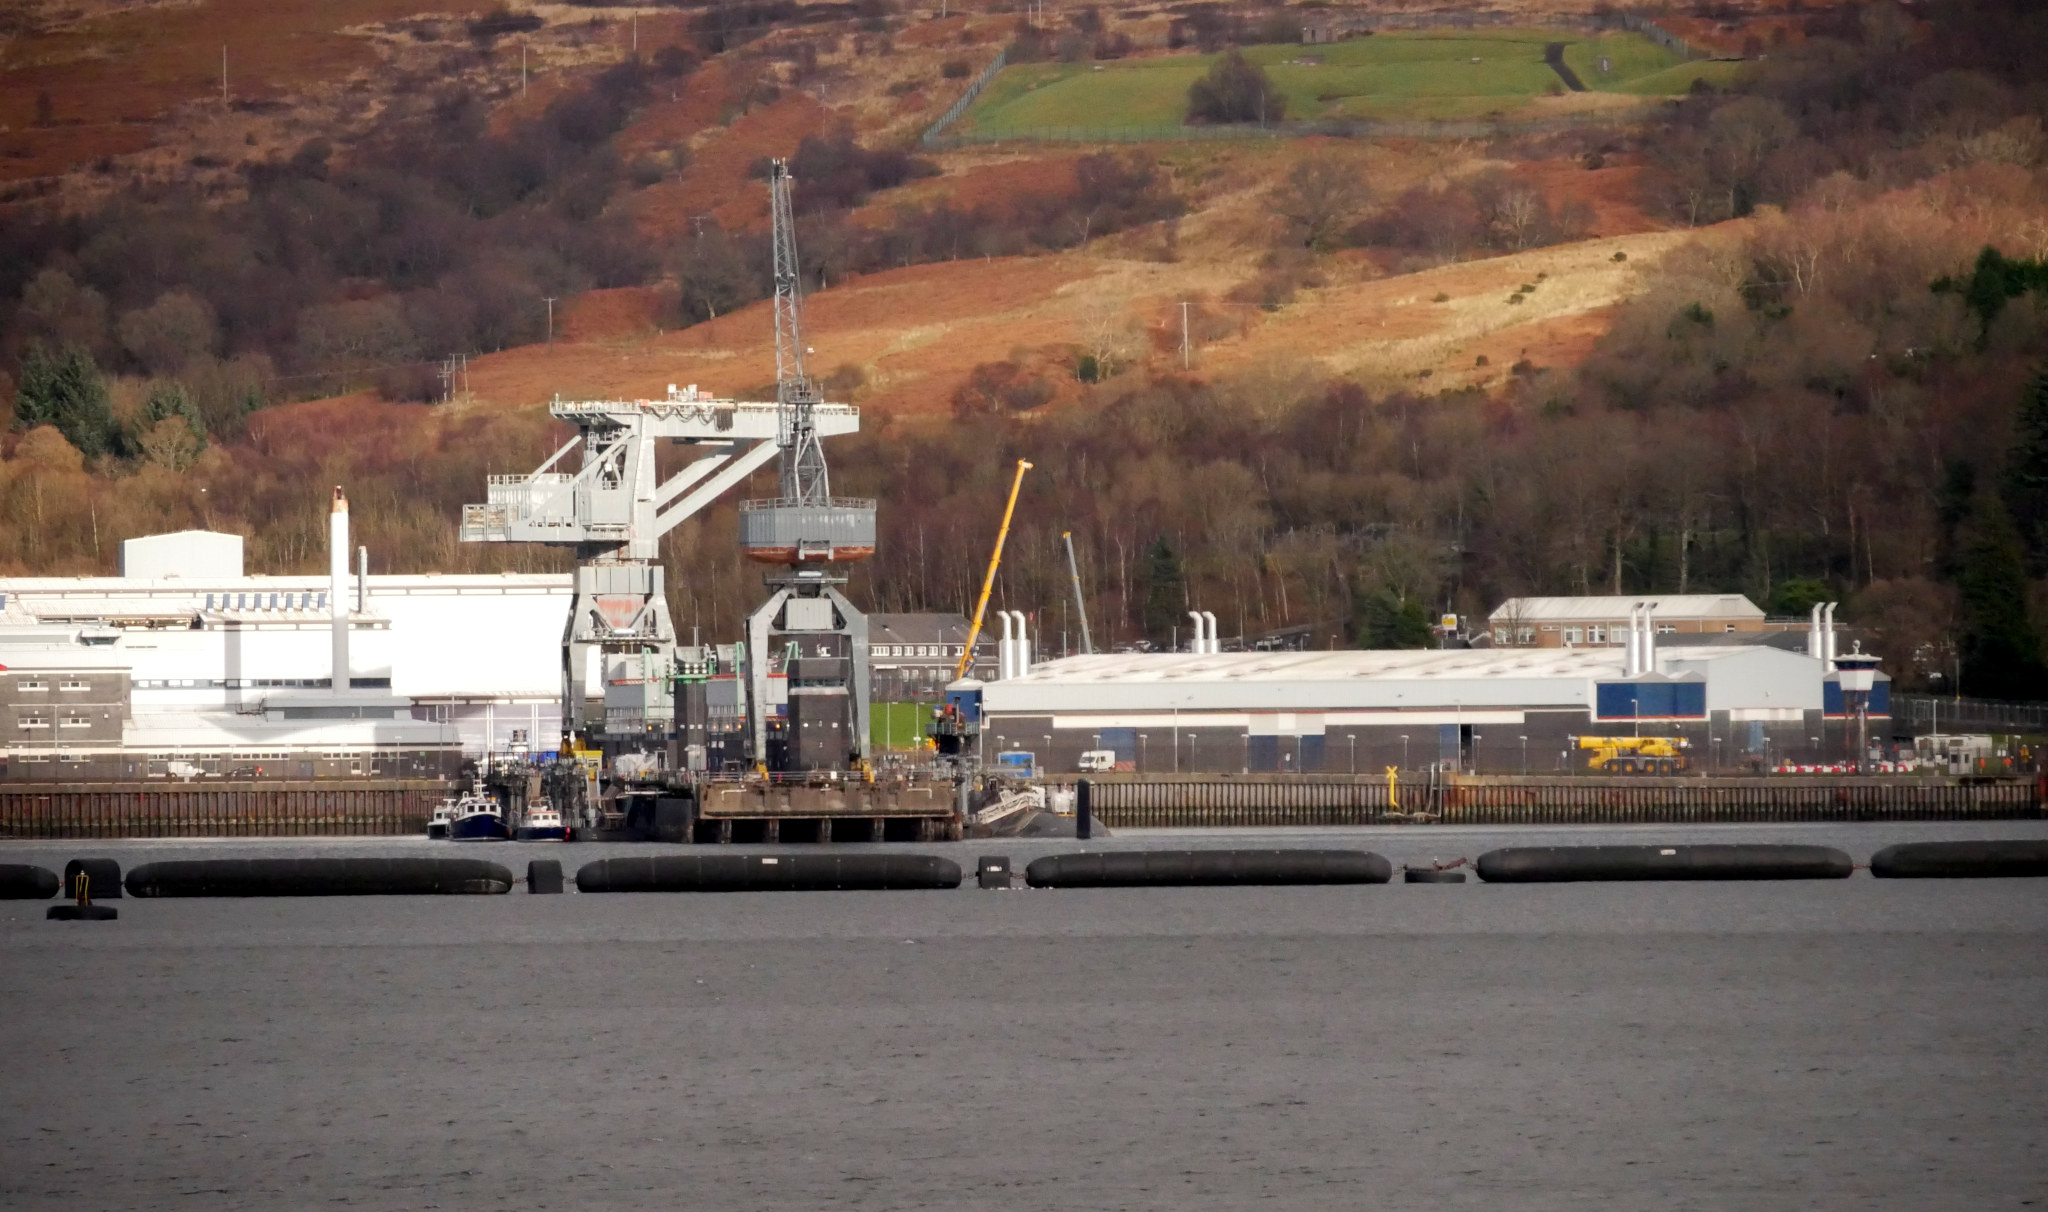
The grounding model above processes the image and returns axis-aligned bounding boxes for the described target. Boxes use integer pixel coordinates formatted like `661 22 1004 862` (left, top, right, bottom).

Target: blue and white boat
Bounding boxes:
515 803 569 842
447 792 511 842
426 798 457 840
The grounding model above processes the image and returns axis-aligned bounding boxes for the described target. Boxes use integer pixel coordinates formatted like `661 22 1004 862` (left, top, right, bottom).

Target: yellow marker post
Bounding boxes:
1386 766 1399 810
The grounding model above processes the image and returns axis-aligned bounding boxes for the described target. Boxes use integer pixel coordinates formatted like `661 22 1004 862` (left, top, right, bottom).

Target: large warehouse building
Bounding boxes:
978 638 1888 775
0 526 570 780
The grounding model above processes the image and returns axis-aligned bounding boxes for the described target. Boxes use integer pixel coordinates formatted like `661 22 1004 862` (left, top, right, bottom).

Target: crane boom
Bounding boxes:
1062 530 1094 655
955 459 1032 681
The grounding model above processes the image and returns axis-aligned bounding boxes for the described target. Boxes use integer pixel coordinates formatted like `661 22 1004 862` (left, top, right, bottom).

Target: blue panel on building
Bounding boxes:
1595 681 1706 719
1247 735 1280 773
1825 681 1891 718
1098 727 1137 765
1297 734 1326 773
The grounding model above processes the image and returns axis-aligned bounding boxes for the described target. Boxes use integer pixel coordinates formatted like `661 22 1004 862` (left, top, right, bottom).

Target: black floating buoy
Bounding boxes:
1076 779 1092 842
977 855 1012 889
1404 867 1466 883
1475 844 1853 883
64 858 122 899
125 858 515 897
48 866 117 921
1870 840 2048 879
1024 849 1393 888
0 864 60 900
575 853 962 893
527 859 565 894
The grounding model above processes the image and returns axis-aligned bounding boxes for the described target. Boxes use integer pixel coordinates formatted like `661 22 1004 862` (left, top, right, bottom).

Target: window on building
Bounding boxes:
60 714 90 728
1492 628 1509 644
1657 624 1675 635
1564 627 1583 646
59 679 88 691
1724 623 1736 633
1589 626 1606 644
18 680 46 692
1517 627 1535 644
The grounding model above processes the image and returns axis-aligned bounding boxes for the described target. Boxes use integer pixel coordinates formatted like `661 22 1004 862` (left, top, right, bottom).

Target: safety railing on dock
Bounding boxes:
1085 775 2042 829
0 781 448 839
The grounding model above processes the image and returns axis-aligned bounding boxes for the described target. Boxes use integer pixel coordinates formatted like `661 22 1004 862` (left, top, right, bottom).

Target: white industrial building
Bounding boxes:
0 517 573 781
979 610 1887 774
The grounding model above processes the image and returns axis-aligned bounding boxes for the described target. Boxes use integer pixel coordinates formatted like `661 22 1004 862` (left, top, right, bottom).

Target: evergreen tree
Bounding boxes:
14 343 113 456
1354 589 1433 649
143 379 207 443
1956 495 2048 700
2004 368 2048 575
1935 458 1977 581
1140 536 1186 646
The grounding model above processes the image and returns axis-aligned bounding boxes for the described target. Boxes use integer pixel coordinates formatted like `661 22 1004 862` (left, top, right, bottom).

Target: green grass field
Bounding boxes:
959 30 1700 133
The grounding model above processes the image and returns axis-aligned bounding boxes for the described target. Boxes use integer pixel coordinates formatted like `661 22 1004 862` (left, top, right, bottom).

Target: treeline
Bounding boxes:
1638 0 2048 227
0 53 686 445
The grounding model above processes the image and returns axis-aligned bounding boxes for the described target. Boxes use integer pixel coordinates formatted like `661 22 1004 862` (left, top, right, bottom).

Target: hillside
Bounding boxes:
4 0 2047 694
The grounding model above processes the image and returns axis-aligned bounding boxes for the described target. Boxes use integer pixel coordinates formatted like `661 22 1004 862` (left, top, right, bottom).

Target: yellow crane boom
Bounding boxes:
955 458 1032 681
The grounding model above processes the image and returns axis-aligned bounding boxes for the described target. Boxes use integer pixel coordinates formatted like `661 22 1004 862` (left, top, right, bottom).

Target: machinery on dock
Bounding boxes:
1573 735 1691 775
461 160 958 843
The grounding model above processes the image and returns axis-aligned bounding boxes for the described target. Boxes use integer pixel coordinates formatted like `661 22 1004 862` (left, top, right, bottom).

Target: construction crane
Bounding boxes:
955 459 1032 681
1062 530 1094 655
1572 735 1691 775
460 163 866 758
736 159 878 772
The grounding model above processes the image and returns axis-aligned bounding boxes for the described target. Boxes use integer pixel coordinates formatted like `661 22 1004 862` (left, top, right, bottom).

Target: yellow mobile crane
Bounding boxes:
1573 735 1691 774
955 458 1033 681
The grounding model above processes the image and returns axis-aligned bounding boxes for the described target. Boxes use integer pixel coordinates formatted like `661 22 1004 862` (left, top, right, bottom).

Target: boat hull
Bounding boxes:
449 814 511 842
515 826 568 842
426 822 449 840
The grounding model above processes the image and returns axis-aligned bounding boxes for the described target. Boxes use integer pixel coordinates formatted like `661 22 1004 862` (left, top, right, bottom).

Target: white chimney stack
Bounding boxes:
1202 610 1218 654
330 487 349 695
1808 602 1824 660
1017 611 1031 674
1188 610 1204 653
1623 604 1640 676
1823 601 1838 668
1642 603 1657 674
998 610 1014 680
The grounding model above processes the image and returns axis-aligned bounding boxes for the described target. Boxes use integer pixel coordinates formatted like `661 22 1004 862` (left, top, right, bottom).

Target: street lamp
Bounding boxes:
1400 734 1410 772
1043 734 1052 772
1520 734 1528 775
1348 734 1356 774
1139 733 1148 772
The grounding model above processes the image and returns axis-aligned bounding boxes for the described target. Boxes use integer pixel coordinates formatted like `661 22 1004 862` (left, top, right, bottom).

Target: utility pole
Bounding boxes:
221 45 228 105
543 296 557 347
522 41 529 96
1180 301 1191 370
632 14 638 51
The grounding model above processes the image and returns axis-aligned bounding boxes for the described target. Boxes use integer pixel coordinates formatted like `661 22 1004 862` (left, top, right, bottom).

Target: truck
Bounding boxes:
1573 735 1691 775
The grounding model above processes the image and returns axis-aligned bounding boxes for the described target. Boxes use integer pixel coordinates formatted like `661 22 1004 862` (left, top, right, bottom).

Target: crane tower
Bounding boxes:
737 160 878 772
459 158 868 759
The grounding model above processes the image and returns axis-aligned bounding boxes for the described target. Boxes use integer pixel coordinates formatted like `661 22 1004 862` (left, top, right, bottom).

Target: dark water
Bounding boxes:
4 822 2046 1210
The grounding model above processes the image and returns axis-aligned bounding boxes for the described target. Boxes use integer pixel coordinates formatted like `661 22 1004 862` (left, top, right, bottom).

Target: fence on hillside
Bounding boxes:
921 47 1008 148
926 105 1662 149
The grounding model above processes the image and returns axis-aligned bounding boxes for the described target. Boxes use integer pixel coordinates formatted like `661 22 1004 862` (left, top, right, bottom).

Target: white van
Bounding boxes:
1077 749 1116 772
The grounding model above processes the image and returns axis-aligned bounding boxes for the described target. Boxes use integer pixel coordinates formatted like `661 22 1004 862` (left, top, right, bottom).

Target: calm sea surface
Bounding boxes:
4 820 2045 1210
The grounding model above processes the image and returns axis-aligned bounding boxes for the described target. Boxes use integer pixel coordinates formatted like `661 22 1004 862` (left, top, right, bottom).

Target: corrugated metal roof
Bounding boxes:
1487 594 1764 623
1007 648 1630 685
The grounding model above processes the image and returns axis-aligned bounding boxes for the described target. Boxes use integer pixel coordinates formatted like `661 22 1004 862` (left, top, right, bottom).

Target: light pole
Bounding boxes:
1400 734 1410 772
1348 734 1356 774
1139 733 1148 773
1043 734 1052 773
1520 734 1528 775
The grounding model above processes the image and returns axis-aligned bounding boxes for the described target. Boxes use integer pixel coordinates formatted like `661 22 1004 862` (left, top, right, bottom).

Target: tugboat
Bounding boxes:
515 802 569 842
447 791 511 842
426 798 457 840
